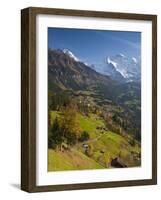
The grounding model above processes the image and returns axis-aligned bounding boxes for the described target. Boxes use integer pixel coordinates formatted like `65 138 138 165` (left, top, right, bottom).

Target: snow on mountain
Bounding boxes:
118 53 126 58
61 49 140 83
84 62 89 66
116 69 129 79
63 49 97 70
63 49 79 62
107 57 117 68
106 57 129 79
132 57 138 64
95 54 141 82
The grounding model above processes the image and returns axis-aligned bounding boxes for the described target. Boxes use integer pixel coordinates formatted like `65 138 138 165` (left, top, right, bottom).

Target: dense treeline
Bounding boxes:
48 102 90 149
48 91 70 111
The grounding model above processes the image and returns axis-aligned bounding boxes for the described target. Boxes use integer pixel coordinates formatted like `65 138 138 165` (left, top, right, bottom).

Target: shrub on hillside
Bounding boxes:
79 131 90 142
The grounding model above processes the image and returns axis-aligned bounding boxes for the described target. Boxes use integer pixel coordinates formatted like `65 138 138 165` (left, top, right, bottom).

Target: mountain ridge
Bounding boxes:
48 49 116 92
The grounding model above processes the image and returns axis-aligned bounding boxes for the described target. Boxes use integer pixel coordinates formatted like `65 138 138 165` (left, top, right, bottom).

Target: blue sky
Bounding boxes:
48 27 141 65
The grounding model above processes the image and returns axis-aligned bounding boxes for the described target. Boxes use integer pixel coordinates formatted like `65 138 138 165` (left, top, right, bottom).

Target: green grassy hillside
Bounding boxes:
48 149 104 171
48 111 141 171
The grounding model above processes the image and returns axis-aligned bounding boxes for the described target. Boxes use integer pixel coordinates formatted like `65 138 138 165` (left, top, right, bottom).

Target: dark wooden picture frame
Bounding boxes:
21 7 157 192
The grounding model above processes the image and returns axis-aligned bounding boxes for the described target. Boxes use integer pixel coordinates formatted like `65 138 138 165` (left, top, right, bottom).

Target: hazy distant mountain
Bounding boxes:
88 53 141 83
103 57 126 83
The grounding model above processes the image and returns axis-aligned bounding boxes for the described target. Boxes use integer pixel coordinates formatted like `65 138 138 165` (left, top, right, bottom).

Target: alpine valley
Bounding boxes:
48 48 141 171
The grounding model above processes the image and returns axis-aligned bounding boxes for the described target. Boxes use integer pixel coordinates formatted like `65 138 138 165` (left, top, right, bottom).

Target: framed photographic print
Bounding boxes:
21 7 157 192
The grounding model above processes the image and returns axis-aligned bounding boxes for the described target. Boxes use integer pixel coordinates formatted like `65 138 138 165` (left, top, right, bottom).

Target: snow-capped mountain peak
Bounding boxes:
101 54 141 82
63 49 79 61
107 57 117 68
61 49 140 83
132 57 138 64
105 57 128 79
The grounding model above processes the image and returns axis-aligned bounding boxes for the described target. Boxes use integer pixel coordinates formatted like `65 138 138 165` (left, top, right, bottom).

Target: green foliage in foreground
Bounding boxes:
48 149 104 171
48 111 141 171
49 106 91 149
78 131 90 142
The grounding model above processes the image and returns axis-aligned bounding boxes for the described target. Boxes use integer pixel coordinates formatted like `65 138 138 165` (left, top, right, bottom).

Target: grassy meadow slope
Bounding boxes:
48 111 141 171
48 149 104 171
